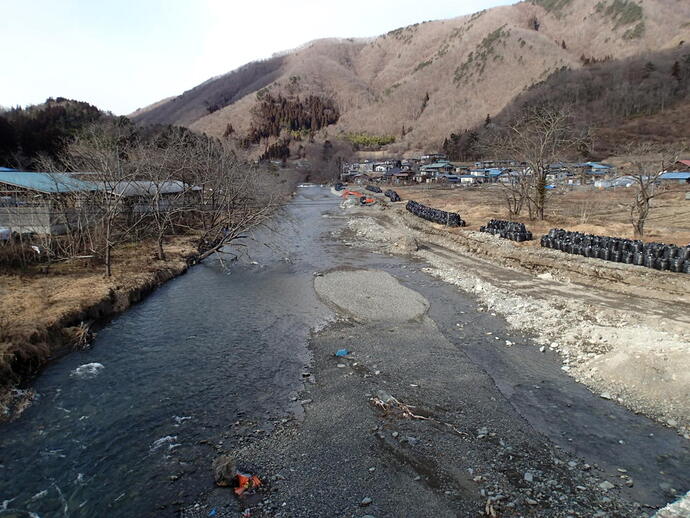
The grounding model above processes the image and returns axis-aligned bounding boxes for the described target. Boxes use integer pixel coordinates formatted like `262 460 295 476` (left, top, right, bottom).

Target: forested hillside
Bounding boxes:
0 99 212 171
0 99 104 169
132 0 690 156
443 46 690 159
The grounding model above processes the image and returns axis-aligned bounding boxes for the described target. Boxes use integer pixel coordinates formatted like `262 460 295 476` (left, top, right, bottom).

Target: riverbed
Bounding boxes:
0 186 688 517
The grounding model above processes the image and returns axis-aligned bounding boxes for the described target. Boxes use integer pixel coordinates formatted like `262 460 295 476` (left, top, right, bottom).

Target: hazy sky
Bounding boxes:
1 0 515 115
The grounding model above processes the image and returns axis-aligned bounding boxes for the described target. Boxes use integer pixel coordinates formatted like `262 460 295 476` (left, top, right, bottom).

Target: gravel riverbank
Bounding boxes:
185 264 687 517
343 203 690 437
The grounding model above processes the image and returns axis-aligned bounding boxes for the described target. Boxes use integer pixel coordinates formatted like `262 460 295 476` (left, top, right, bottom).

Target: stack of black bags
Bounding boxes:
480 219 532 242
541 229 690 273
365 185 382 193
406 200 466 227
384 190 401 202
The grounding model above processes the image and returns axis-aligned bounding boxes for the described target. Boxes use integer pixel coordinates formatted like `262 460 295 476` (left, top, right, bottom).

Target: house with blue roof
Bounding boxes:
659 171 690 184
0 171 102 234
575 162 614 176
421 162 454 174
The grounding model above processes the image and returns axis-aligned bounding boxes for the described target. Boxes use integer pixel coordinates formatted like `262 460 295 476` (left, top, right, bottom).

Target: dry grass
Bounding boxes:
396 183 690 245
0 235 198 389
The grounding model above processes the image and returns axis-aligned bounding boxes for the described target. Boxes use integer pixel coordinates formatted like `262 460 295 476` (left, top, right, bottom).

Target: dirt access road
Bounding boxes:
184 191 688 518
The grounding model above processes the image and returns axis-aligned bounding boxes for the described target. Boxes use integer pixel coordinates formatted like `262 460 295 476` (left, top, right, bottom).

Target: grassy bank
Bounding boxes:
0 235 199 420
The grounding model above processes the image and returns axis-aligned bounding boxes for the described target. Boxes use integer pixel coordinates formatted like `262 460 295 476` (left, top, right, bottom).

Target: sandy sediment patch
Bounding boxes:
314 269 428 322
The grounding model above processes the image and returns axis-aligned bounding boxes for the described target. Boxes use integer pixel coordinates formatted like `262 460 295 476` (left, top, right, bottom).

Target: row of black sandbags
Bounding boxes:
406 200 466 227
541 229 690 273
366 185 382 193
480 219 533 242
385 190 401 202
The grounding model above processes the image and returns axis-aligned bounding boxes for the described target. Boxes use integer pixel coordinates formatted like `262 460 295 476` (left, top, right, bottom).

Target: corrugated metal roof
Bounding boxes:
0 171 101 193
96 180 188 197
659 172 690 180
422 162 453 169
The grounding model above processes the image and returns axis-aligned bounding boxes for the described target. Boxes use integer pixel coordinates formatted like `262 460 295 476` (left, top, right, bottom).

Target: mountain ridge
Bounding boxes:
131 0 690 153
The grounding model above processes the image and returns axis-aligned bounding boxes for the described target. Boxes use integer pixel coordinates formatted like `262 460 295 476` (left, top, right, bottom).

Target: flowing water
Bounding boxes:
0 186 688 517
0 186 345 517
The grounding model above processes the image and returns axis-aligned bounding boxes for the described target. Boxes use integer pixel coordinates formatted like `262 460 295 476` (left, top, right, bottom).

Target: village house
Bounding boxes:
658 171 690 184
0 171 200 235
420 161 455 175
575 162 614 178
0 171 101 234
668 160 690 171
458 174 481 185
474 160 524 169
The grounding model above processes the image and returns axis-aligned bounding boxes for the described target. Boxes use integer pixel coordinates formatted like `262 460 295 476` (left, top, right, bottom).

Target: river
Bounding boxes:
0 186 344 516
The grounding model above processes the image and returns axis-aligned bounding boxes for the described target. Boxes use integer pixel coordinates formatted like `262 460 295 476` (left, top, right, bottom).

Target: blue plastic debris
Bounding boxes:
208 509 217 517
335 349 349 357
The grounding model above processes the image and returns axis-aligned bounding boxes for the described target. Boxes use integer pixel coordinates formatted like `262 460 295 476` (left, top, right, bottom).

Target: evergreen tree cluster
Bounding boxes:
0 98 104 169
260 139 291 161
242 93 339 146
442 130 481 161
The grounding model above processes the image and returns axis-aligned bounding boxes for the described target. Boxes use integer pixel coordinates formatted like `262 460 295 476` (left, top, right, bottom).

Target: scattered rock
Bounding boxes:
394 235 419 252
212 455 236 487
599 481 615 491
524 472 534 482
360 497 373 507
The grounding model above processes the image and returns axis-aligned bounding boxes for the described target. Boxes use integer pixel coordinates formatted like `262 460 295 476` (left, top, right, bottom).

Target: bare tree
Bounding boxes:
36 122 276 273
497 169 530 217
489 107 587 220
303 138 354 183
623 144 682 238
58 123 140 276
128 135 196 261
183 137 278 262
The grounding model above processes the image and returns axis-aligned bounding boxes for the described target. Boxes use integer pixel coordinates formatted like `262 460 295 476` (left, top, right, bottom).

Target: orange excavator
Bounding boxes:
341 190 376 205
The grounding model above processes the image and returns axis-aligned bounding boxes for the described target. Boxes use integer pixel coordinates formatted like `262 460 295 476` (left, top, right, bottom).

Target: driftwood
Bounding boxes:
370 392 468 437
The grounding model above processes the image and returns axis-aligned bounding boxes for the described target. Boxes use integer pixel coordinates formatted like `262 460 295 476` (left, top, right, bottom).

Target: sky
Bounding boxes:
1 0 515 115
